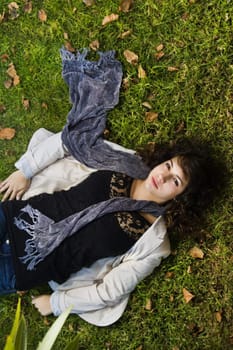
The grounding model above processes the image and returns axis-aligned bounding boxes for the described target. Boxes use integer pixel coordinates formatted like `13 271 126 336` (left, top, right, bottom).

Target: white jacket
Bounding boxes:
17 128 171 326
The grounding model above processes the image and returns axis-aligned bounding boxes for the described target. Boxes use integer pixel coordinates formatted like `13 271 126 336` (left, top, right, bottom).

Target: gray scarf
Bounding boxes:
14 48 166 271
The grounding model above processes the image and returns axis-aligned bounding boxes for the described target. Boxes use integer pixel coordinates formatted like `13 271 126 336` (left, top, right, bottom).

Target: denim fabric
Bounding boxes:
0 203 16 295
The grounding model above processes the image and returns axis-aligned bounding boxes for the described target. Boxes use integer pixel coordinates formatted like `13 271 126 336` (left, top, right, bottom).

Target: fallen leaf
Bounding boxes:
4 79 13 89
165 271 174 279
155 51 165 60
41 102 48 109
0 128 16 140
38 9 47 22
138 64 146 78
0 105 6 113
43 316 51 326
0 11 5 23
170 295 174 302
65 41 76 52
181 12 189 20
136 346 143 350
83 0 95 6
103 129 110 138
1 54 9 62
156 43 164 52
215 311 222 323
142 101 152 109
189 246 204 259
175 121 185 133
63 32 69 40
183 288 195 303
122 77 130 89
187 265 192 274
7 63 17 79
168 66 179 72
145 111 158 122
145 298 152 311
118 30 132 39
22 98 30 110
13 75 20 86
89 39 100 51
123 50 138 65
24 1 32 13
119 0 133 12
8 2 19 19
102 13 119 26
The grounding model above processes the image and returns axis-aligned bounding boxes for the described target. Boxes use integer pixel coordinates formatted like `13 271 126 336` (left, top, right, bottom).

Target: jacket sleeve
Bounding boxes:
50 236 170 316
15 129 67 178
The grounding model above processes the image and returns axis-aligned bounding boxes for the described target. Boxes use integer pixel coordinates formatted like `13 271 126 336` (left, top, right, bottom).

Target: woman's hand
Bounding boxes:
31 295 52 316
0 170 31 201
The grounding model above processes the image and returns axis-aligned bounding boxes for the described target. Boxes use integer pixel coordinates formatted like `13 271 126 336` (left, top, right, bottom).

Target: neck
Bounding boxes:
130 179 157 224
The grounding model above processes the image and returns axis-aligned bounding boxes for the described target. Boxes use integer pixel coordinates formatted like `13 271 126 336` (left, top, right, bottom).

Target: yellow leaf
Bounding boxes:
142 101 152 109
183 288 195 303
89 40 100 51
118 30 132 39
83 0 95 6
168 66 179 72
145 298 152 311
215 311 222 323
189 246 204 259
138 64 146 79
155 51 165 60
102 13 119 26
123 50 138 65
156 43 164 52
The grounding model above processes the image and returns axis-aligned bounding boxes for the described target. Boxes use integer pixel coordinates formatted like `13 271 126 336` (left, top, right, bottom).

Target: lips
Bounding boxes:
152 176 158 189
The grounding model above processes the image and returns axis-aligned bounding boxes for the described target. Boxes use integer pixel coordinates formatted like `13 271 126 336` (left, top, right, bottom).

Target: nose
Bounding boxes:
158 174 165 184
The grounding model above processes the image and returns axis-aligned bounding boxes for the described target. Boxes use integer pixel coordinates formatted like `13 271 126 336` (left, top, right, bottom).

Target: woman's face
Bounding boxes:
143 156 189 204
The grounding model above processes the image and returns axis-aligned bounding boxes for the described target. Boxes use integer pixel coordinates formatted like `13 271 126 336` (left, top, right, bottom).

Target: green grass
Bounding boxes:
0 0 232 349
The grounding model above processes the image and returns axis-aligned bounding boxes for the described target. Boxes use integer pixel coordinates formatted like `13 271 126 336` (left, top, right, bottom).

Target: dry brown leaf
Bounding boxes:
145 298 152 311
145 111 158 122
138 64 146 79
0 11 5 23
83 0 95 6
4 79 13 89
38 9 47 22
119 0 133 12
187 265 192 274
189 246 204 259
7 63 17 78
183 288 194 303
155 51 165 60
136 346 143 350
8 2 19 19
24 1 32 14
63 32 69 40
22 98 30 110
102 13 119 26
65 41 75 53
168 66 179 72
215 311 222 323
118 30 132 39
165 271 174 279
0 105 6 113
170 295 174 302
156 43 164 52
0 128 16 140
89 39 100 51
13 75 20 86
142 101 152 109
41 102 48 109
1 54 9 62
122 77 130 90
123 50 138 65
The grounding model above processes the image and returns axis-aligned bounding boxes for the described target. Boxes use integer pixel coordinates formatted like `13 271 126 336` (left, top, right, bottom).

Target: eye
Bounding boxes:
165 162 171 170
174 178 179 187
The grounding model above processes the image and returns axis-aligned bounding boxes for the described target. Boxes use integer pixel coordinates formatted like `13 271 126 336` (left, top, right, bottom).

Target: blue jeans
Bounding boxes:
0 203 16 295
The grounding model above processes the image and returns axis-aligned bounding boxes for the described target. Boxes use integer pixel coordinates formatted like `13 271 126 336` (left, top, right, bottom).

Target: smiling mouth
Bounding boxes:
152 176 158 189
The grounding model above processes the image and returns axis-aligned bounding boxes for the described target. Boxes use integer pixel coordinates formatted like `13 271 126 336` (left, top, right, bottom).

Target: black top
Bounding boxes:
2 171 150 290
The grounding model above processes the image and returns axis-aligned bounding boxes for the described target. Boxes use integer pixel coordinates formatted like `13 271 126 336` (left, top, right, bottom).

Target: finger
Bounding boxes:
2 188 12 202
9 190 17 201
0 182 9 193
16 190 25 200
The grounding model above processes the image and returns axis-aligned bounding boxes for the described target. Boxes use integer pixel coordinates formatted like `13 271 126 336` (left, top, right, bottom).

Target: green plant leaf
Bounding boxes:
36 307 71 350
4 298 22 350
15 315 27 350
64 333 80 350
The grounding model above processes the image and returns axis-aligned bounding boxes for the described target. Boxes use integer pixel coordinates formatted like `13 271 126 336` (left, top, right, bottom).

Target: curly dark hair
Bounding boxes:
138 137 226 235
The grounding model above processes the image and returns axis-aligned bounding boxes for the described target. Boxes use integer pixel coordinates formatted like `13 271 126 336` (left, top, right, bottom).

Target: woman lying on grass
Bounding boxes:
0 48 221 326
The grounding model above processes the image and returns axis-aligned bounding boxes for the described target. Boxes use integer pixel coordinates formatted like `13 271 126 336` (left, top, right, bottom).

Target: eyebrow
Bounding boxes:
170 159 184 185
